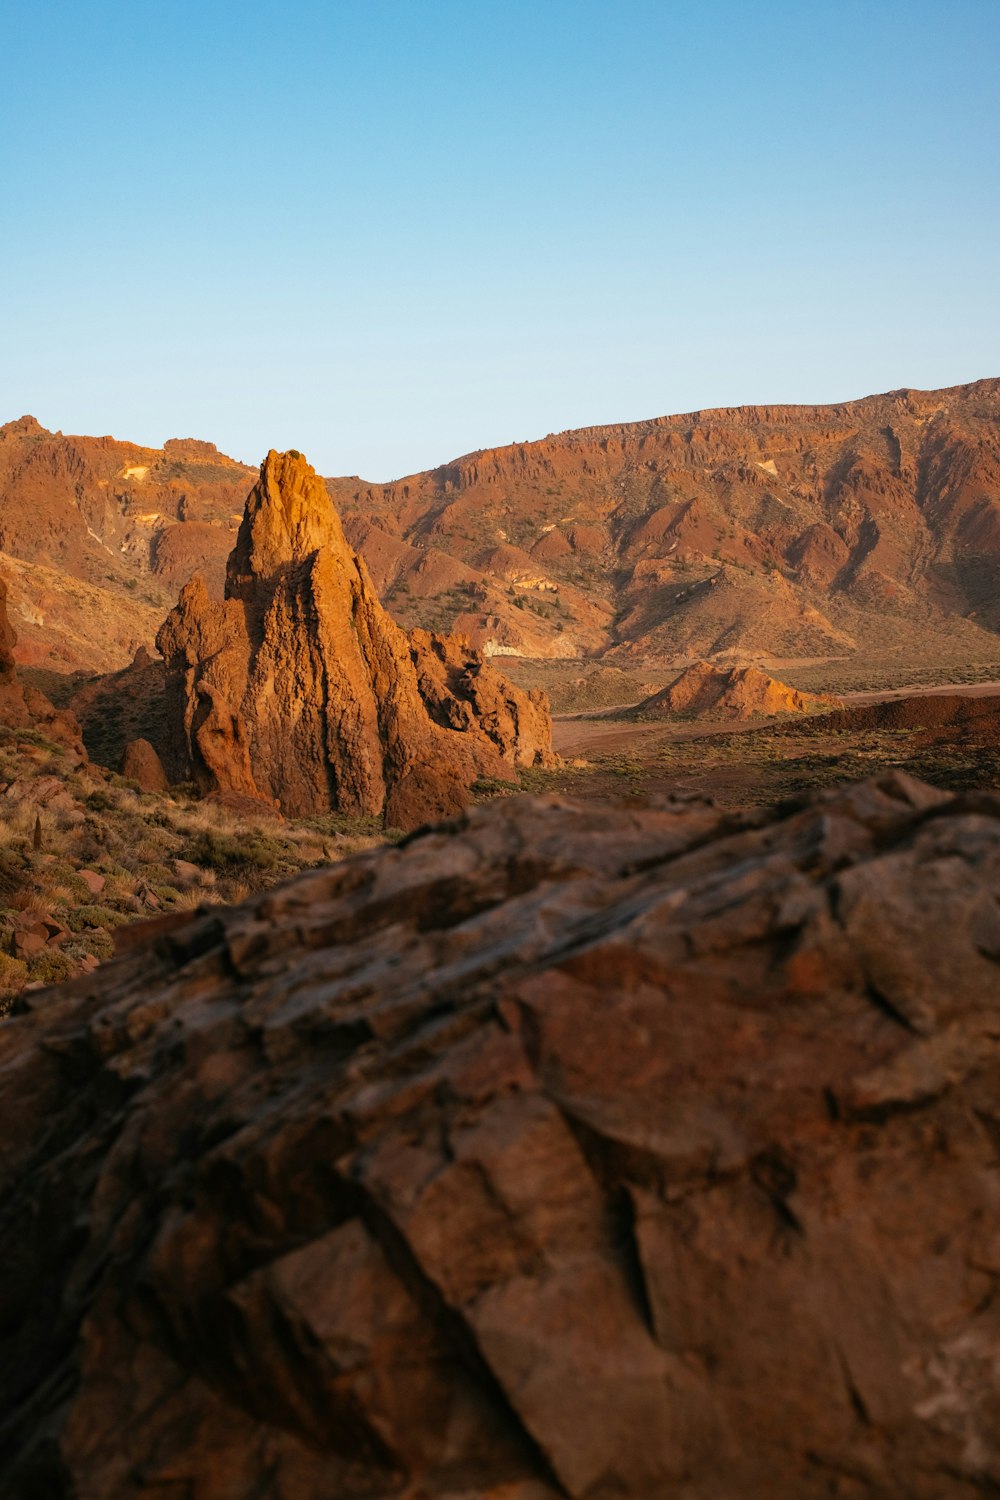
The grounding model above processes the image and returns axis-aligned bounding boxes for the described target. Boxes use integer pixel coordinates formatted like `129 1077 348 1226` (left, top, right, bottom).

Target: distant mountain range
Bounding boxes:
2 378 1000 676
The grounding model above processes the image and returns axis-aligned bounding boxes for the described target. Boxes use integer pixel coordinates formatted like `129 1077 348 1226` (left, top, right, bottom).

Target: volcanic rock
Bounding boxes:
2 773 1000 1497
121 736 169 793
634 659 843 720
156 449 554 828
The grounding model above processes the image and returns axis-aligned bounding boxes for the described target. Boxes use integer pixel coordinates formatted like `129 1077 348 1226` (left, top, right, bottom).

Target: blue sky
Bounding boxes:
3 0 998 479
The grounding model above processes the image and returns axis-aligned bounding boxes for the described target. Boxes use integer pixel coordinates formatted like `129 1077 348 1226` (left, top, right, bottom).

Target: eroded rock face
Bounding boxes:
156 449 553 828
2 772 1000 1497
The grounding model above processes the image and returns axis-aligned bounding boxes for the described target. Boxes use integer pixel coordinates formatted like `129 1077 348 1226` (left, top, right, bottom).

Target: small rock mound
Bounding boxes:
634 658 842 720
3 773 1000 1497
156 450 554 829
120 736 169 792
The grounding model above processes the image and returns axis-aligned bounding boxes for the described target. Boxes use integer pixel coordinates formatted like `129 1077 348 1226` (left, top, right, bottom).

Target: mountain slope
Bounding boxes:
4 379 1000 675
329 377 1000 667
0 417 251 669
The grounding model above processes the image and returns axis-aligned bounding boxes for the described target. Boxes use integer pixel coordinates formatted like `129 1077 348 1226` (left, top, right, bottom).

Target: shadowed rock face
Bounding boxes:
156 450 553 828
2 772 1000 1497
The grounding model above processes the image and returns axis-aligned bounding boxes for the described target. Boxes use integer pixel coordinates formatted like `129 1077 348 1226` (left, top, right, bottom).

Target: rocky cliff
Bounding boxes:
156 450 553 828
2 772 999 1496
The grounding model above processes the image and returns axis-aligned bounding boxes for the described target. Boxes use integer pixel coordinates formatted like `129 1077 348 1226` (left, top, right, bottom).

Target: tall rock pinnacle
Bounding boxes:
156 450 553 827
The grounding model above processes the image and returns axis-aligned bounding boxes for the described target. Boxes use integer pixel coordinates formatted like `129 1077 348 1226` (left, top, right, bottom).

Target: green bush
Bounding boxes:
66 904 129 933
181 828 282 873
27 950 75 986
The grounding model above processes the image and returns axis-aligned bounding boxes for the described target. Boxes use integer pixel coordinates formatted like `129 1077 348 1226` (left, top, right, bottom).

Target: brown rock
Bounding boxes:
77 869 105 897
2 772 1000 1496
120 736 169 793
156 449 554 830
10 925 46 959
410 628 555 769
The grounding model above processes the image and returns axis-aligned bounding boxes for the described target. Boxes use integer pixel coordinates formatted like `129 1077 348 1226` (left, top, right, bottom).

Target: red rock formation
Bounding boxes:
156 450 554 828
634 659 843 719
2 772 1000 1496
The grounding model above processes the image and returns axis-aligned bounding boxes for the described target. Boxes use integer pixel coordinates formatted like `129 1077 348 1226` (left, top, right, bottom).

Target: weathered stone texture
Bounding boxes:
2 772 1000 1495
157 450 553 829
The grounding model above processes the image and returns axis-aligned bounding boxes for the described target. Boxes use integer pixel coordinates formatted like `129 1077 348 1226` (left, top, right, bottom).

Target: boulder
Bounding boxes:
120 737 169 793
156 450 554 830
2 773 1000 1496
77 869 105 897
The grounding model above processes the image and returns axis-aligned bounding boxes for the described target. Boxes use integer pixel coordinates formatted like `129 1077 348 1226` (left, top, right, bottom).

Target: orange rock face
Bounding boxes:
635 659 843 719
156 450 554 827
3 773 1000 1497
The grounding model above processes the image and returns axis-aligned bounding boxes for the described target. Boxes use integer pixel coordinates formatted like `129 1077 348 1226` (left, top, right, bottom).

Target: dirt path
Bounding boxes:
553 680 1000 758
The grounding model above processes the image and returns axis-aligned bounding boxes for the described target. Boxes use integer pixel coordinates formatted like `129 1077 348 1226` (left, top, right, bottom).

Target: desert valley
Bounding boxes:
7 0 1000 1489
3 390 1000 1496
1 378 1000 918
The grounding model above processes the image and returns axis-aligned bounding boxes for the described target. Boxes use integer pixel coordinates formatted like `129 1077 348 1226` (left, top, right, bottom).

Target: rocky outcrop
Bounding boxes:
2 773 1000 1497
156 450 554 828
410 628 553 767
634 659 843 720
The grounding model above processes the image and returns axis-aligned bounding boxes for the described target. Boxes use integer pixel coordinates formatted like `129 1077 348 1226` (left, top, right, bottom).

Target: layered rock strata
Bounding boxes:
156 450 553 828
2 772 1000 1496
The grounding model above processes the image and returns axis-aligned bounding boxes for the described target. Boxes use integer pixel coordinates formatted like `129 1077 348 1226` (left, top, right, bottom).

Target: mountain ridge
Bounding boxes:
4 376 1000 675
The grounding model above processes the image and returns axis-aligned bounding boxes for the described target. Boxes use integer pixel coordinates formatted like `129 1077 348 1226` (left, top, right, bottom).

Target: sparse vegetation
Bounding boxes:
0 727 387 1016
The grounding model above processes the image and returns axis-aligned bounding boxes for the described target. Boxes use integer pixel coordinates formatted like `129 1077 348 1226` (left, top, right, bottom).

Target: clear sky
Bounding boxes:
3 0 998 480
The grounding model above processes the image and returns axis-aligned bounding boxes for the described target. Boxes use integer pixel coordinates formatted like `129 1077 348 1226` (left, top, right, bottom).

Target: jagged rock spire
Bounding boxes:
157 449 554 827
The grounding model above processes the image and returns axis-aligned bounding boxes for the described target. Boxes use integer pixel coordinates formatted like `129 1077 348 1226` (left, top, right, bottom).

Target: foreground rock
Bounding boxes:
157 449 554 829
2 772 999 1497
634 658 842 720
